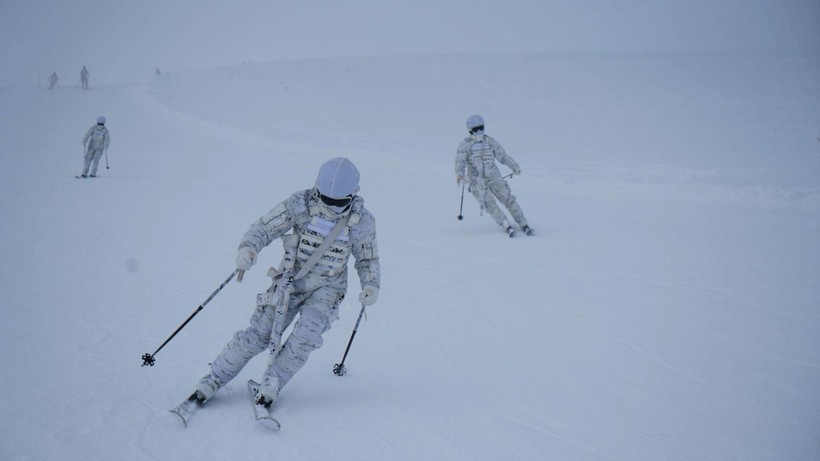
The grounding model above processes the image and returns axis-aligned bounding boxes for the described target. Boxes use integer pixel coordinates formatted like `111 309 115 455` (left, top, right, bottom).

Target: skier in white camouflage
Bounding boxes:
187 157 380 412
80 116 110 178
455 115 533 237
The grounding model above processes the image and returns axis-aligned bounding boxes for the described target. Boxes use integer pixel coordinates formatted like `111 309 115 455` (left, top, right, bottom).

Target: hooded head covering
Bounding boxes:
315 157 360 199
97 116 106 125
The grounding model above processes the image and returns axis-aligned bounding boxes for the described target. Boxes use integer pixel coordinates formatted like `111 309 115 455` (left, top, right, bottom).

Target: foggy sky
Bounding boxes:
1 0 818 85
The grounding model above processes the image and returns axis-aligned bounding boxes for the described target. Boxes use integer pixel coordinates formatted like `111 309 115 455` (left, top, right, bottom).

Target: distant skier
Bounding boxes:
80 116 110 178
183 157 380 415
455 115 533 237
47 72 58 90
155 67 161 76
80 66 89 89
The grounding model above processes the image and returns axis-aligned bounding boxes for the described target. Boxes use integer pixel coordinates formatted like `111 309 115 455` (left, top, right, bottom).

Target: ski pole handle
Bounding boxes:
237 270 244 282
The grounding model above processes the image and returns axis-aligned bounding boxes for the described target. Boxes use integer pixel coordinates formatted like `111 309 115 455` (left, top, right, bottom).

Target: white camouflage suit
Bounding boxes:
455 122 529 231
195 158 380 406
81 117 110 177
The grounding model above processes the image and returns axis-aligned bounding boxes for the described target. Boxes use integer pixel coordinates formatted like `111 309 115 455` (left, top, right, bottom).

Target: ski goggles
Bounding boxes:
319 194 354 208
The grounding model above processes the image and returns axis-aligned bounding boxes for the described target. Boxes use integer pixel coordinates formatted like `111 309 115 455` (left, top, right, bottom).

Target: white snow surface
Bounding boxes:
2 2 820 461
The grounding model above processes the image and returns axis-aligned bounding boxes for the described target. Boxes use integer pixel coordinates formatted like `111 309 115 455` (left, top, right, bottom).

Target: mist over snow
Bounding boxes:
1 1 820 461
1 0 819 85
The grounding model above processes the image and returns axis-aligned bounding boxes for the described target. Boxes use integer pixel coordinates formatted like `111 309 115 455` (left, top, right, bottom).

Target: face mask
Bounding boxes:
326 204 348 214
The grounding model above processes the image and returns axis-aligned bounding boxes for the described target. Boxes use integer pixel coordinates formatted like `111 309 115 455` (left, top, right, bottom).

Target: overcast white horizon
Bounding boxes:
1 0 818 85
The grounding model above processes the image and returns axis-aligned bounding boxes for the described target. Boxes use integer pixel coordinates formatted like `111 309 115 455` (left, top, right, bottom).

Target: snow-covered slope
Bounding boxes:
2 1 820 460
1 50 819 461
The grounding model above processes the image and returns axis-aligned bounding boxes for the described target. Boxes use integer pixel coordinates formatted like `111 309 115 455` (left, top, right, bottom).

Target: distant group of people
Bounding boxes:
70 67 165 177
45 66 111 177
46 66 90 90
47 66 165 91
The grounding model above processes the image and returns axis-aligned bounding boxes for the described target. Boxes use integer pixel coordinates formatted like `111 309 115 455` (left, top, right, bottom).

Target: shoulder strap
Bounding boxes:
293 212 351 280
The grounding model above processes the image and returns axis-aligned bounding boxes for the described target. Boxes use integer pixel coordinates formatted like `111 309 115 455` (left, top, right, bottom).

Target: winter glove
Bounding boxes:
358 285 379 306
512 166 521 175
456 174 465 187
236 247 257 271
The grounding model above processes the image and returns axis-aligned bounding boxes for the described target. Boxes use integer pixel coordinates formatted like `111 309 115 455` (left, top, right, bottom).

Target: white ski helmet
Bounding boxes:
466 114 484 131
315 157 360 199
97 116 106 125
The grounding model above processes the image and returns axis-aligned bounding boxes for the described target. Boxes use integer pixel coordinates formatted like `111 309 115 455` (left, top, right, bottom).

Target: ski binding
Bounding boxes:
248 379 281 431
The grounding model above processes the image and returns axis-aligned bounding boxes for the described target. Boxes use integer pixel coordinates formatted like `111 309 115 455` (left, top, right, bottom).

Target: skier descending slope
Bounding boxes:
455 115 533 237
79 116 110 178
173 157 380 427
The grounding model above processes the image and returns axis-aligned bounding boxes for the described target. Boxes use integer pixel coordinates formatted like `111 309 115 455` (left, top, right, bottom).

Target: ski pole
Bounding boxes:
141 269 239 367
485 172 514 186
332 303 368 376
105 149 109 169
457 183 465 220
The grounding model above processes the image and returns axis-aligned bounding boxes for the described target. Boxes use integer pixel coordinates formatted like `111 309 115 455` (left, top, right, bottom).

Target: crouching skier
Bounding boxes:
174 157 380 427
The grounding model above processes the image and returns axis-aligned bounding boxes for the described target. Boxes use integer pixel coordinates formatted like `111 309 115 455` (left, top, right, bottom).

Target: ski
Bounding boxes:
169 393 203 427
75 175 86 179
248 379 281 431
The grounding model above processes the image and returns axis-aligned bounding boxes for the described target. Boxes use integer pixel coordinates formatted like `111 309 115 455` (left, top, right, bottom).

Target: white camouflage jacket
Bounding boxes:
455 133 520 184
83 125 110 151
239 188 379 294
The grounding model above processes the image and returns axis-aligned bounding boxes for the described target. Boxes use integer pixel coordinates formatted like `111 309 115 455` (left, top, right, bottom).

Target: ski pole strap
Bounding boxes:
292 213 351 280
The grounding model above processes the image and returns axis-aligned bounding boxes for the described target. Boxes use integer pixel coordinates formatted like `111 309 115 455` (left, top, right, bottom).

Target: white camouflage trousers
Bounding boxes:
82 147 104 176
205 283 343 401
471 177 528 229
